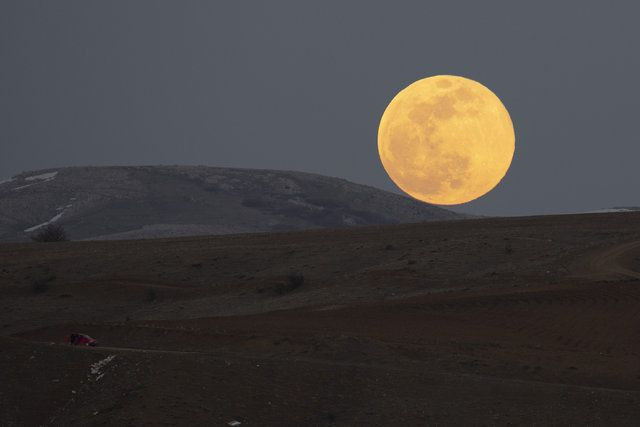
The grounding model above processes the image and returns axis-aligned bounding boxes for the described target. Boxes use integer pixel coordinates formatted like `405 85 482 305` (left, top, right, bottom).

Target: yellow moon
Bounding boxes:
378 75 515 205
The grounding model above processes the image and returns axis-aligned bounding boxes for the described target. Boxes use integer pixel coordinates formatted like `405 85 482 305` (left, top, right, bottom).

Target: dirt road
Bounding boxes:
582 239 640 279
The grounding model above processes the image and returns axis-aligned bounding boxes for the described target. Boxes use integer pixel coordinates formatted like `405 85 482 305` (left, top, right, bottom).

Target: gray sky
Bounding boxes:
1 1 639 216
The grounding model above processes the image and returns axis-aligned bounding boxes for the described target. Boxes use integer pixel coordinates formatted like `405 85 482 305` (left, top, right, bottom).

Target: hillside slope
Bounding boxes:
0 166 462 241
3 212 640 425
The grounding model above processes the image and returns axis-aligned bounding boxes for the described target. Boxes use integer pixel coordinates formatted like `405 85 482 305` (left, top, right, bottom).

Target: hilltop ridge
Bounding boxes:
0 165 463 241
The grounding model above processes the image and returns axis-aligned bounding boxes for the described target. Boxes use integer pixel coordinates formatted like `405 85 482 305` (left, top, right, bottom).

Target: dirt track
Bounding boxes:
3 212 640 425
581 239 640 280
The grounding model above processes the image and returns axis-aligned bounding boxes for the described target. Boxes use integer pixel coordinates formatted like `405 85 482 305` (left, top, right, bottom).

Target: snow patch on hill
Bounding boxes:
583 208 633 214
24 212 65 233
89 355 116 382
25 171 58 181
13 171 59 191
13 183 38 191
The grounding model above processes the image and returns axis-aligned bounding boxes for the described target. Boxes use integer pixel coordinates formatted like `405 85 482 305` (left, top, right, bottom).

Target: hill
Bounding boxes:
2 212 640 424
0 166 463 241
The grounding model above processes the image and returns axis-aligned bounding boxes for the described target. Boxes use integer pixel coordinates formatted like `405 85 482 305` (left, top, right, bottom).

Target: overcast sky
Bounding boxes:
1 1 639 216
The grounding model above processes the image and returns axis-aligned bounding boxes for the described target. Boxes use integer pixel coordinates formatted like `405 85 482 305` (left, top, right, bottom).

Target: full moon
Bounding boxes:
378 75 515 205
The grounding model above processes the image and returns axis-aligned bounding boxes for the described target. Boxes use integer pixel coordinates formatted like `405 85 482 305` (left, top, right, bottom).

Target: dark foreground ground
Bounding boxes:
2 212 640 425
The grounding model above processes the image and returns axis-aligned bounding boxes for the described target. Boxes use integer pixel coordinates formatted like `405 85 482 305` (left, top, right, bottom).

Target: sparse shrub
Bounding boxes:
287 272 304 289
504 242 513 254
31 278 50 293
31 224 68 242
146 288 157 302
324 413 337 423
31 274 55 293
384 244 395 251
241 198 267 208
30 266 55 294
273 273 304 295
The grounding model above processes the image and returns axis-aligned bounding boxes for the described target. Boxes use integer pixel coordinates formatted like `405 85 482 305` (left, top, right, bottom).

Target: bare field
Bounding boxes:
2 212 640 425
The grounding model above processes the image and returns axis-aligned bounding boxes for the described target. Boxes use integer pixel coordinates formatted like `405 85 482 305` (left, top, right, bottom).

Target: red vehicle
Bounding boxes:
65 333 98 346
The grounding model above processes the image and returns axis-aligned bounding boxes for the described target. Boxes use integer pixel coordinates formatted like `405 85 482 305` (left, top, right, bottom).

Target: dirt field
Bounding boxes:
2 212 640 425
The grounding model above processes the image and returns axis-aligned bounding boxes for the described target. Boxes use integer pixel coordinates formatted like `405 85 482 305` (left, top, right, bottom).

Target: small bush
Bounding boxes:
30 266 56 294
272 273 305 296
287 272 304 289
504 242 513 254
31 278 50 293
146 288 157 302
31 272 55 294
31 224 68 242
241 198 267 208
